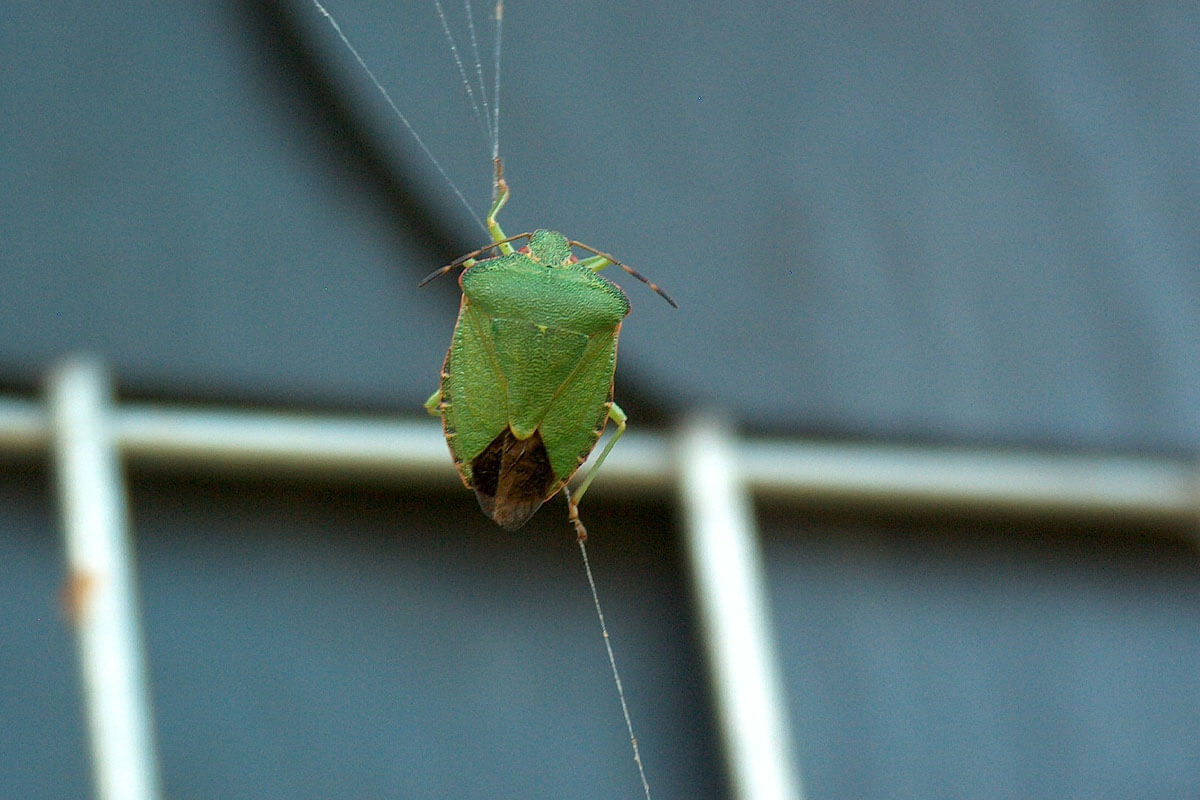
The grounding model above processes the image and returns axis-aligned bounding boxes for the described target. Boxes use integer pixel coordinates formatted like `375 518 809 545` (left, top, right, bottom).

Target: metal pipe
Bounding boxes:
739 438 1200 522
46 359 162 800
1 393 1196 523
115 404 454 483
678 415 805 800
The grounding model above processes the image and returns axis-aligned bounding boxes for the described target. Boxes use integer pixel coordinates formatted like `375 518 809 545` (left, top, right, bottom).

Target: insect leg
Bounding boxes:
487 157 513 253
569 242 677 308
564 485 588 541
567 402 627 520
423 389 442 416
417 231 536 287
575 254 613 272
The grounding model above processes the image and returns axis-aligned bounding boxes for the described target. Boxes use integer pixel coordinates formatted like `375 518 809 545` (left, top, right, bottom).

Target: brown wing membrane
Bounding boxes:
470 428 556 530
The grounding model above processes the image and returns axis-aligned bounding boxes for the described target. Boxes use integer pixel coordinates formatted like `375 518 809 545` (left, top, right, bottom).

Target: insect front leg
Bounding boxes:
576 254 613 273
487 158 514 253
573 244 678 308
565 403 628 541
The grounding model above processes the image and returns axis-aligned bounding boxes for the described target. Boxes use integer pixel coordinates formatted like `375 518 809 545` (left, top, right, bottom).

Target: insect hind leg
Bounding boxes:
564 403 628 541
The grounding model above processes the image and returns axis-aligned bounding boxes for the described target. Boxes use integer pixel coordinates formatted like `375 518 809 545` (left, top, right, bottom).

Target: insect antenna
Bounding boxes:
417 231 535 286
569 241 678 308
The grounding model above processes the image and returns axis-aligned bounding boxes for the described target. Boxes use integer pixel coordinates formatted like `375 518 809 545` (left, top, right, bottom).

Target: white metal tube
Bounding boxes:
1 393 1197 523
739 438 1199 520
114 404 453 483
678 416 805 800
47 359 162 800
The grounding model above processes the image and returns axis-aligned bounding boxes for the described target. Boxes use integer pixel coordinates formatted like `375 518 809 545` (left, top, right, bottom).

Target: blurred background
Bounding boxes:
3 1 1200 798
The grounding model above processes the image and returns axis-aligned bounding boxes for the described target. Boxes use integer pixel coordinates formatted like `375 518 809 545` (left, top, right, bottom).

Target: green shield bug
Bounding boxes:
422 161 676 538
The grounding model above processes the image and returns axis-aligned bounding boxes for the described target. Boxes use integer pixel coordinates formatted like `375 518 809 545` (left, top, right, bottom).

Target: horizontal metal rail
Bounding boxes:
2 393 1196 525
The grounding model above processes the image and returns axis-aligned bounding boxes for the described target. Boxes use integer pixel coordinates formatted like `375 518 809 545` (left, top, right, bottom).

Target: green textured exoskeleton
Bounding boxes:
423 162 675 538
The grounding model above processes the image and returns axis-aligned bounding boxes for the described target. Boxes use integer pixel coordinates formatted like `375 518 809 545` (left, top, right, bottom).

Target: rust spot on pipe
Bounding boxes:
60 570 98 625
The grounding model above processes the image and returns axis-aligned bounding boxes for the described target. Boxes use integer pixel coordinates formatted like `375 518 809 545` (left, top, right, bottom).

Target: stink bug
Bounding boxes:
422 161 675 538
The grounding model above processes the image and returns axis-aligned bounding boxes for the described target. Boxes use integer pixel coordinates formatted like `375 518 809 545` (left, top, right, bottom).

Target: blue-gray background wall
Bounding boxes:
3 1 1199 797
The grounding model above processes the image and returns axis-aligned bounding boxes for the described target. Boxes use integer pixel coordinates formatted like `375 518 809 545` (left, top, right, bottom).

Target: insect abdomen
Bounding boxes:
470 428 555 530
